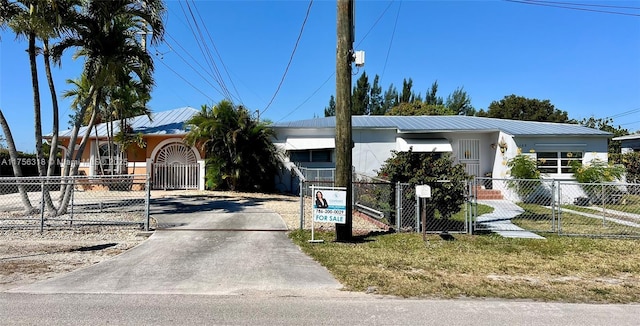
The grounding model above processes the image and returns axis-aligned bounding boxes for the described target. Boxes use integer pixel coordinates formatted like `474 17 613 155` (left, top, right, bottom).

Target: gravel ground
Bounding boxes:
0 190 386 291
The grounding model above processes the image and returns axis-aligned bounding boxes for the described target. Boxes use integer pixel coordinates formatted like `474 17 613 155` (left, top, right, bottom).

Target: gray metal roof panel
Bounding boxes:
272 115 611 137
58 107 199 138
612 134 640 141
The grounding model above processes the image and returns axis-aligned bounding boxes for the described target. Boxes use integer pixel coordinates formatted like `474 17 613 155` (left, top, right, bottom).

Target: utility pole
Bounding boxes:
335 0 354 241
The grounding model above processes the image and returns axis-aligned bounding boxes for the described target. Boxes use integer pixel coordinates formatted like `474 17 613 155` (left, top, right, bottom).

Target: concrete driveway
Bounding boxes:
9 195 342 296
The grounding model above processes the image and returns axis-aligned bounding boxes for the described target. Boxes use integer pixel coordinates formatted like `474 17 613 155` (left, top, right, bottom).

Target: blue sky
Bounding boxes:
1 0 639 152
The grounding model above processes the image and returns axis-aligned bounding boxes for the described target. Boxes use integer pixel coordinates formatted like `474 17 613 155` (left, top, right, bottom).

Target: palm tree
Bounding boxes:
185 101 283 192
6 0 76 178
53 0 165 214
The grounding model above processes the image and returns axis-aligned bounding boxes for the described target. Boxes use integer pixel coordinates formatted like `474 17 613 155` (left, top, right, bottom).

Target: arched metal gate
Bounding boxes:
152 143 199 190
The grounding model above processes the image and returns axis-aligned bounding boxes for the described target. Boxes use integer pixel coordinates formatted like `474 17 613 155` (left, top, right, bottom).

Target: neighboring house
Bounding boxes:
612 134 640 153
50 107 205 190
271 115 612 197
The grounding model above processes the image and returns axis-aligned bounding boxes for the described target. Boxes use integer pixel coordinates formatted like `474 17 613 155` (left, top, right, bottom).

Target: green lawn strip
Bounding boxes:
513 203 640 236
431 203 494 222
289 230 640 303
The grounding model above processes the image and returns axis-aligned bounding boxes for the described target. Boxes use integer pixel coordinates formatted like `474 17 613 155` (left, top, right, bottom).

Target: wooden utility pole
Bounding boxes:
335 0 353 241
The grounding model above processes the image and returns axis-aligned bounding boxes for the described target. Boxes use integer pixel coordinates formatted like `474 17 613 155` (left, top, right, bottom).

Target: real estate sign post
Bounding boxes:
309 185 347 243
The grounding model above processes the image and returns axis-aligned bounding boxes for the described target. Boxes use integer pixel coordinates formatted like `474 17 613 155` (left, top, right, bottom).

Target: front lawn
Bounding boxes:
290 230 640 303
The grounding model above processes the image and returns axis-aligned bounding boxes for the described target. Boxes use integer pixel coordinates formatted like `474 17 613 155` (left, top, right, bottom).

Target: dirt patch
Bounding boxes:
0 228 146 291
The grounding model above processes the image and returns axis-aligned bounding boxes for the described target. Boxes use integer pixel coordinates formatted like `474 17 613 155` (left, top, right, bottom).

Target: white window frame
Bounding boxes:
537 151 583 176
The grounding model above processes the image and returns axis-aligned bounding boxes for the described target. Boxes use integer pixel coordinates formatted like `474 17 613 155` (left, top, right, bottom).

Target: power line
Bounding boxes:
525 0 640 10
180 0 236 102
262 0 314 115
505 0 640 17
608 107 640 119
355 0 395 48
190 0 244 105
381 0 402 80
277 0 399 122
157 59 215 103
275 72 334 123
162 33 228 99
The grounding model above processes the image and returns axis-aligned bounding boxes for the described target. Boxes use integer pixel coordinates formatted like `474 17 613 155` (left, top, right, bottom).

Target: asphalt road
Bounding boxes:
1 293 639 326
3 195 640 325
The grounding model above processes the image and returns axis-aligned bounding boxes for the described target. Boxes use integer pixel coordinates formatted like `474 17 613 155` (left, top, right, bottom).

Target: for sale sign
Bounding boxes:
312 187 347 224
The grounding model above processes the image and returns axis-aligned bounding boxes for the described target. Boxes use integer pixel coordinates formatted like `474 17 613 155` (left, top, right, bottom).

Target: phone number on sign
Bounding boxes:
316 209 344 215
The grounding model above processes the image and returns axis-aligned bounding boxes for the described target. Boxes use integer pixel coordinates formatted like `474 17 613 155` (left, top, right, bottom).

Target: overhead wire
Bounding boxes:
156 59 216 103
275 73 334 123
522 0 640 10
608 107 640 119
261 0 314 115
180 0 236 102
162 33 228 99
190 0 244 105
381 0 402 80
504 0 640 17
185 0 237 103
277 0 398 121
184 0 234 101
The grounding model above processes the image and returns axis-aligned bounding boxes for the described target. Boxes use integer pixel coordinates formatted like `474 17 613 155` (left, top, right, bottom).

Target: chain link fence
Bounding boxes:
395 182 470 234
0 175 150 232
473 177 640 238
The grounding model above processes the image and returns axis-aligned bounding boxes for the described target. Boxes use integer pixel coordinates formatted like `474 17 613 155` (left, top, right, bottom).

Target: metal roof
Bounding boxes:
272 115 612 137
58 107 199 138
612 134 640 141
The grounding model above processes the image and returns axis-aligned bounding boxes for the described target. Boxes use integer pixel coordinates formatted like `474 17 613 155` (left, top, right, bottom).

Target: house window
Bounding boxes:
95 143 126 174
537 151 582 175
289 149 332 163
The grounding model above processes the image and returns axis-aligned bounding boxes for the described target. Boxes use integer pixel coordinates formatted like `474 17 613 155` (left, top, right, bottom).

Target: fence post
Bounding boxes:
395 182 402 232
40 179 45 233
551 180 556 233
467 180 473 235
70 177 75 225
601 183 606 227
557 182 562 235
299 179 304 230
145 175 151 231
415 186 420 232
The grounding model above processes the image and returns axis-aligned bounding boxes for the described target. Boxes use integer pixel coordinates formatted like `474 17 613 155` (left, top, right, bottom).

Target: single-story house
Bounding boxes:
271 115 612 198
612 134 640 153
51 107 206 190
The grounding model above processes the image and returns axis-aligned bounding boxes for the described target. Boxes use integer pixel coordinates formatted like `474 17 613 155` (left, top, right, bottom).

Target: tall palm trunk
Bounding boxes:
0 110 35 214
28 32 45 177
44 39 59 178
57 87 97 215
40 39 58 213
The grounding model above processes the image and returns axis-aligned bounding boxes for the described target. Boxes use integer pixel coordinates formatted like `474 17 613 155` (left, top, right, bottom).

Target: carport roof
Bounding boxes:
272 115 612 137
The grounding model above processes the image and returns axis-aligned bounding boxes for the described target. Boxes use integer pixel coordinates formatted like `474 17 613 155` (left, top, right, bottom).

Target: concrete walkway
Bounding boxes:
476 200 545 239
9 196 342 296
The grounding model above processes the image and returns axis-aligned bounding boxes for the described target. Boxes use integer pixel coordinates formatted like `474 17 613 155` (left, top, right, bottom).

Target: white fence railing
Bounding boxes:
152 163 199 190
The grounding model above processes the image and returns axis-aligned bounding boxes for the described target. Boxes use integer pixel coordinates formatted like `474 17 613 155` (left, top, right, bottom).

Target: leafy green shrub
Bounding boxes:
620 152 640 183
571 158 627 204
570 158 625 183
377 150 469 219
506 154 541 200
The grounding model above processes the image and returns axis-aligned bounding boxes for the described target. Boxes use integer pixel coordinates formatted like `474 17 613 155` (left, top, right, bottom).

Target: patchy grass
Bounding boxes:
513 203 640 237
290 230 640 303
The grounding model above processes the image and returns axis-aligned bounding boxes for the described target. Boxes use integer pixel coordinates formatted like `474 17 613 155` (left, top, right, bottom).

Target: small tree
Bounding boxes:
378 150 469 220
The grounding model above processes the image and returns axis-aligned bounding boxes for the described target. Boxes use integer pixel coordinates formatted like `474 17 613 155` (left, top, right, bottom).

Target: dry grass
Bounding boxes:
290 230 640 303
